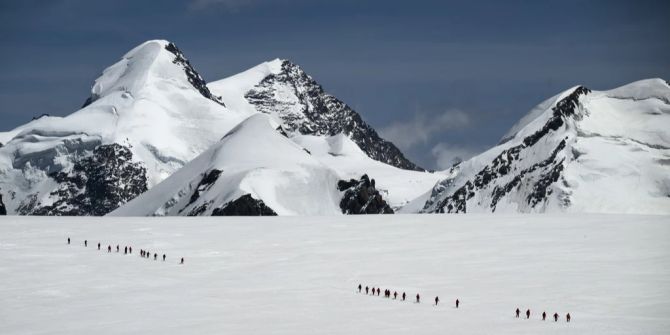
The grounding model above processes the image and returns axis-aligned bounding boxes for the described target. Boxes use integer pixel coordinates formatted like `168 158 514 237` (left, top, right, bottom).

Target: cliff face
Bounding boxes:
242 60 423 171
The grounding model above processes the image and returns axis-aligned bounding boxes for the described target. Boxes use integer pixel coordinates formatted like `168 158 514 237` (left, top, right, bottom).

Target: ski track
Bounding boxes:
1 214 669 334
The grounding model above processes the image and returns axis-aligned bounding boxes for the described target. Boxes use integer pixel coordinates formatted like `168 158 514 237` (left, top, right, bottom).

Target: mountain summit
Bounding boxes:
0 40 249 215
208 59 423 171
417 79 670 214
81 40 224 108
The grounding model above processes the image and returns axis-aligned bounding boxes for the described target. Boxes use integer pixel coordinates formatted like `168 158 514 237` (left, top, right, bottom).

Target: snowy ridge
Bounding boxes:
291 134 444 209
110 114 344 216
419 79 670 214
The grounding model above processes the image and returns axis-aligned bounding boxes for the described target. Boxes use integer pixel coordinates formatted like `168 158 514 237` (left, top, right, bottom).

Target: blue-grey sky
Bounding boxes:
1 0 668 169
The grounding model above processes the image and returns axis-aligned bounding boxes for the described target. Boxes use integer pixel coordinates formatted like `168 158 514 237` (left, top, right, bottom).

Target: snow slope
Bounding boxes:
1 214 668 334
111 114 441 216
292 134 444 209
419 79 670 214
0 40 250 215
110 114 343 216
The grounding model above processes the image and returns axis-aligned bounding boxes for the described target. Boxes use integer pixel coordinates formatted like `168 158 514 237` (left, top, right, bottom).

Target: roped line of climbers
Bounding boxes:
68 237 184 265
357 284 572 324
357 284 453 307
516 307 571 323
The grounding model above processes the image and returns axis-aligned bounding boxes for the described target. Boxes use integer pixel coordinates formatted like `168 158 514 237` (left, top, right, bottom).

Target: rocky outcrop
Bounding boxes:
81 94 98 108
20 144 148 216
185 169 222 209
522 86 590 147
212 194 277 216
165 42 225 106
182 169 224 216
338 174 393 214
245 60 422 171
0 193 6 215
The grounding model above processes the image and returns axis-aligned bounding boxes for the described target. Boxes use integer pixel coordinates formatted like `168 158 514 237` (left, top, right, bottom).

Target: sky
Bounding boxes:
1 0 669 170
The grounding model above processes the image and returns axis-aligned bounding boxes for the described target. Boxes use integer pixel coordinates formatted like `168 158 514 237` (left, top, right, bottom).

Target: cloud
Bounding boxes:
430 143 479 170
379 109 470 151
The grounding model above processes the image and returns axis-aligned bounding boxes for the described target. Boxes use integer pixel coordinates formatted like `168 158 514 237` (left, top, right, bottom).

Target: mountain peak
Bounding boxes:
266 58 290 69
231 59 424 171
263 58 299 72
421 79 670 214
82 39 224 108
500 85 590 143
125 39 170 54
208 57 423 171
257 58 322 91
0 40 248 215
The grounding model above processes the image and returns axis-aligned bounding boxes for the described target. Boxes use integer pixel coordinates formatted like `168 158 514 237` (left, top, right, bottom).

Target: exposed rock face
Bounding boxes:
338 174 394 214
183 169 224 216
165 42 225 106
275 125 289 138
424 86 591 213
0 193 6 215
20 144 148 216
31 113 50 121
186 169 222 209
522 86 591 148
211 194 277 216
81 94 98 108
244 60 422 171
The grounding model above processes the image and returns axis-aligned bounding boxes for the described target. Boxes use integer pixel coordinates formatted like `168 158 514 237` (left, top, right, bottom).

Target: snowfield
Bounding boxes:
1 214 668 334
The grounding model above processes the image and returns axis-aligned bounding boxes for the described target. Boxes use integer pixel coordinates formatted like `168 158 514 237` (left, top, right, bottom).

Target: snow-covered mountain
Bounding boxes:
0 40 251 215
415 79 670 214
208 59 423 171
0 40 425 216
110 114 396 216
2 38 667 216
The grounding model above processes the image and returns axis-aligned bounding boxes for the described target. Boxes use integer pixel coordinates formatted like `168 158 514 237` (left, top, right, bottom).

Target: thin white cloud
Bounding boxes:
379 109 470 151
430 143 479 170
